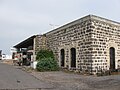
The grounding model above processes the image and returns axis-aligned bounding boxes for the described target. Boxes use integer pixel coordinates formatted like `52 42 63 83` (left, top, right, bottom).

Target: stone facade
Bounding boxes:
45 15 120 74
13 15 120 74
35 34 47 54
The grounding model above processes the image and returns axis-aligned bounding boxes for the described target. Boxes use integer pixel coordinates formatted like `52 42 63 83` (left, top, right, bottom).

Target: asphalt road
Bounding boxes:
0 62 53 89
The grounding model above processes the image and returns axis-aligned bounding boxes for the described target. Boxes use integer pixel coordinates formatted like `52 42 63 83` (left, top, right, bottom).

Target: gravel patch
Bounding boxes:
31 71 120 90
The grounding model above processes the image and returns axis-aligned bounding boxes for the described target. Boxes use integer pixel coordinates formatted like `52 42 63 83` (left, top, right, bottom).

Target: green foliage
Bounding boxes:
36 50 59 71
36 58 59 71
36 50 54 60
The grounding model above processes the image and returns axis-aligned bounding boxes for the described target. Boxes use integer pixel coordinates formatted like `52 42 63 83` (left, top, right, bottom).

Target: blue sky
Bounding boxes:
0 0 120 54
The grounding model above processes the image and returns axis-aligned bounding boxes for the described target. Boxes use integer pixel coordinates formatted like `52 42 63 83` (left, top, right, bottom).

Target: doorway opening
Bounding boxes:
109 47 115 70
60 49 65 67
71 48 76 68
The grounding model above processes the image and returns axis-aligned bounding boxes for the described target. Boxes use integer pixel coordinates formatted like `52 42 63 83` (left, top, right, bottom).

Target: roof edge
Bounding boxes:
13 35 37 48
46 14 91 35
46 14 120 35
90 15 120 25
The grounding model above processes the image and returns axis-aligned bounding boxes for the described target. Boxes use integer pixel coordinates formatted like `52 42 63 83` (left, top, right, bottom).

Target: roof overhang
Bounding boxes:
14 35 36 48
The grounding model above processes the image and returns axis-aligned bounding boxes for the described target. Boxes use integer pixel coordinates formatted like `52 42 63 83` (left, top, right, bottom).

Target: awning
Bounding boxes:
14 35 36 48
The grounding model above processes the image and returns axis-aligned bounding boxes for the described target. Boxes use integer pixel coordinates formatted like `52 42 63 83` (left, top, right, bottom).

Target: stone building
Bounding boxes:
14 15 120 74
45 15 120 74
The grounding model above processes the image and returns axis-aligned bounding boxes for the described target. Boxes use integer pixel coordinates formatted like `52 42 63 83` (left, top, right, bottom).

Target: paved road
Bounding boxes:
0 62 53 89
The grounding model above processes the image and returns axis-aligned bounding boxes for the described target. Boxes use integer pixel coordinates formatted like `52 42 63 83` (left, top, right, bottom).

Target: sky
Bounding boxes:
0 0 120 55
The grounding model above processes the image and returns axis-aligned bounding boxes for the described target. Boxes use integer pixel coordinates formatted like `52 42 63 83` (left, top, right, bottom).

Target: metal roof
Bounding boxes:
14 35 36 48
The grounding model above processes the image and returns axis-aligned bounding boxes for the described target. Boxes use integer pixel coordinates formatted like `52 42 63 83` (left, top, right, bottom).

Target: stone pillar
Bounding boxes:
33 37 36 61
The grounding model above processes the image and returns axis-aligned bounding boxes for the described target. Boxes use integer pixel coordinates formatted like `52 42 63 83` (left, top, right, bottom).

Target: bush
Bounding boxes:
36 58 59 71
36 50 54 60
36 50 59 71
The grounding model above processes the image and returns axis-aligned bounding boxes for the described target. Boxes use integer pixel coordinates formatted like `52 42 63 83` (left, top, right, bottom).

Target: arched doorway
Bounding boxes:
71 48 76 68
109 47 115 70
60 49 65 67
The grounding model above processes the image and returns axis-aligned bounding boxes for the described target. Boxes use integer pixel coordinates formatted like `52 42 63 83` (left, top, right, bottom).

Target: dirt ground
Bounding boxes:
2 60 120 90
30 71 120 90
